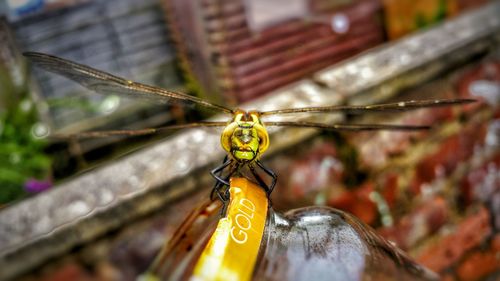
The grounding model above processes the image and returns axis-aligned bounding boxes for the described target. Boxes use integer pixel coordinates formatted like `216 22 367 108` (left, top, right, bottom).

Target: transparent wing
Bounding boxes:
52 121 228 139
260 99 475 116
24 52 234 114
265 121 430 131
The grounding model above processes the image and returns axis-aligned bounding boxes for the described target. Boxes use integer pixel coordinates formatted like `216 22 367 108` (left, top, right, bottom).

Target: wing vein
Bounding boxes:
265 121 430 131
24 52 234 114
53 121 228 139
260 99 475 115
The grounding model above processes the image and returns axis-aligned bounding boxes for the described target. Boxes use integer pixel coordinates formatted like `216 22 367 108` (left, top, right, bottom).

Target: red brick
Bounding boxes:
456 246 500 281
417 207 492 273
441 274 455 281
328 182 377 225
379 196 449 250
38 263 93 281
272 140 343 205
457 62 500 113
381 172 399 208
412 123 487 194
460 154 500 205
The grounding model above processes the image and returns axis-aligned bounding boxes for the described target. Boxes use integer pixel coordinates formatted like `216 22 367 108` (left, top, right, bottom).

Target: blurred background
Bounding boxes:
0 0 498 280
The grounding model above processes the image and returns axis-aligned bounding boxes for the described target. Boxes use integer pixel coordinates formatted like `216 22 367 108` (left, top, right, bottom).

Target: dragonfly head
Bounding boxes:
221 110 269 162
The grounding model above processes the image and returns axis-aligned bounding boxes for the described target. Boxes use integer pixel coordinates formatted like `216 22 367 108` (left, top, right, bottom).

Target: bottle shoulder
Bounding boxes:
254 206 438 281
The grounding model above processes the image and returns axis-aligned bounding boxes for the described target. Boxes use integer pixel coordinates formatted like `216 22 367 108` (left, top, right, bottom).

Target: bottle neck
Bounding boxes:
192 177 269 281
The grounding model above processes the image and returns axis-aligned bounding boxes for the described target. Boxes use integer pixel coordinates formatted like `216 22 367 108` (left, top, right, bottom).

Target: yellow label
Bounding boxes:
191 178 268 281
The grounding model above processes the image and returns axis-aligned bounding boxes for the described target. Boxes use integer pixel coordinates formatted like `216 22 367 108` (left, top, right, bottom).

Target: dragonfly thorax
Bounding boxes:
220 111 269 162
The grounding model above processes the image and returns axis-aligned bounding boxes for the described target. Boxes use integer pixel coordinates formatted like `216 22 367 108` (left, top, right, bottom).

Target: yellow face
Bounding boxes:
220 111 269 162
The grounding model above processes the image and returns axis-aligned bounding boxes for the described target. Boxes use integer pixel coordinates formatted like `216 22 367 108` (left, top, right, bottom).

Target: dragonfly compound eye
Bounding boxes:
221 122 238 154
254 123 269 155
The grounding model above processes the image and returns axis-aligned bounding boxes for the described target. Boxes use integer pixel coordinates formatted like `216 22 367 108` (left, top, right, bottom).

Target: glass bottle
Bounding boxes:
141 178 438 281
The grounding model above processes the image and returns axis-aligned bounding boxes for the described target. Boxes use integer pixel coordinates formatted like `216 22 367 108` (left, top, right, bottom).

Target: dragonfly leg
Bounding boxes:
213 181 230 216
210 157 232 187
248 164 270 195
210 157 238 215
211 181 227 202
256 160 277 197
210 155 228 189
212 162 240 216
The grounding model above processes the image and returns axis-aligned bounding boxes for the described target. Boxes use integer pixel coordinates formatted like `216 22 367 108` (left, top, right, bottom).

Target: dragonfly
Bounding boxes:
24 52 474 204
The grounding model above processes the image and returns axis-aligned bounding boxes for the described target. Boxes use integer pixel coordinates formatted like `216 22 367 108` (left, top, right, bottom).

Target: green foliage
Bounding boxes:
415 0 448 29
0 65 52 205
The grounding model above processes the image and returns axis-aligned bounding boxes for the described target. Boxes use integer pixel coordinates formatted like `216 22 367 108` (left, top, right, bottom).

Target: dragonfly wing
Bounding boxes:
265 121 430 131
24 52 233 114
52 121 228 139
260 99 475 116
